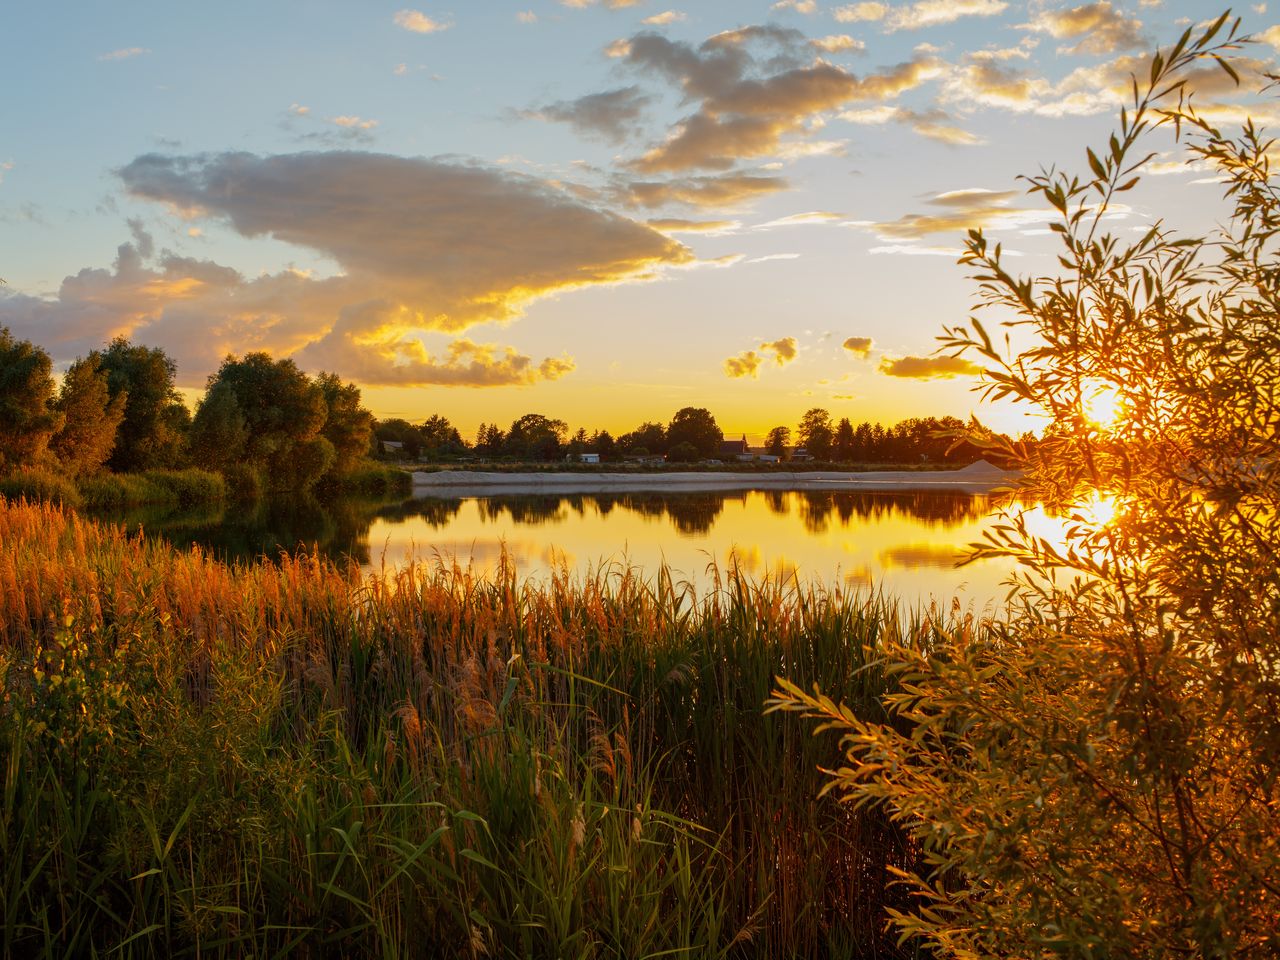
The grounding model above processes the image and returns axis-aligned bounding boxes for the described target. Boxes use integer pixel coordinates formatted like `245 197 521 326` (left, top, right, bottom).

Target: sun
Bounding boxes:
1081 380 1123 429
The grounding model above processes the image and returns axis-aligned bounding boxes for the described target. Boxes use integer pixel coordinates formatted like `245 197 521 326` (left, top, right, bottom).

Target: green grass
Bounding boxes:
0 498 944 958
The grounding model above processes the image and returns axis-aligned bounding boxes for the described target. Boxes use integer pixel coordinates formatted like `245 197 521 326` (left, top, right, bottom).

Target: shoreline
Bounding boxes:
410 466 1021 496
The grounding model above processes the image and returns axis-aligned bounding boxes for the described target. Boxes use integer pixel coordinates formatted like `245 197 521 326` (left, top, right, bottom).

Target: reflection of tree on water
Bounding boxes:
478 496 567 526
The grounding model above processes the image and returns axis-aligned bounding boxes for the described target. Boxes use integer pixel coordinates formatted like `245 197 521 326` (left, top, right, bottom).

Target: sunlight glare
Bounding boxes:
1081 380 1123 429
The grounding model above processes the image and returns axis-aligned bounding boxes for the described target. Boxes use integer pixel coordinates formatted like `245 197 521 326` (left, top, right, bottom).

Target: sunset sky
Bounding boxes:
2 1 1273 441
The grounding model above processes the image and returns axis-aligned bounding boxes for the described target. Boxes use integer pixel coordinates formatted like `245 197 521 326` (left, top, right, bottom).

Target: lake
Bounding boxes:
96 486 1024 611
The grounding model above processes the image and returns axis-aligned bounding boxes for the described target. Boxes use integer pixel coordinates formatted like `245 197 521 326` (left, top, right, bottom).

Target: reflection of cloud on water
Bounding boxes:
878 543 965 570
842 565 875 592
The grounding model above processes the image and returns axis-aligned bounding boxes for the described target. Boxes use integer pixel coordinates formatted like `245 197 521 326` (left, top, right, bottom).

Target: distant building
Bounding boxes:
720 436 750 459
381 440 405 454
790 446 812 462
580 453 600 464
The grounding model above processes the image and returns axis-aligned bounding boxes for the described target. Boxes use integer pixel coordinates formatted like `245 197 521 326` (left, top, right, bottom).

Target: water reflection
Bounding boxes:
95 488 1018 608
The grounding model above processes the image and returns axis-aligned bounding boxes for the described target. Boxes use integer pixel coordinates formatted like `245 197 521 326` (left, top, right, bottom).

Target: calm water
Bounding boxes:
98 488 1023 610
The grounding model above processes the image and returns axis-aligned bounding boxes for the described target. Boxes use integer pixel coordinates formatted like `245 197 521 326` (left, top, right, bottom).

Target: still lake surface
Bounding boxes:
100 487 1023 611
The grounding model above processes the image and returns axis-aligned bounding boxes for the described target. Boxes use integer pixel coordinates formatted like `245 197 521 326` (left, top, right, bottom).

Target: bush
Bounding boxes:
221 463 264 501
772 16 1280 957
333 462 412 497
79 470 226 509
0 468 82 507
141 469 226 506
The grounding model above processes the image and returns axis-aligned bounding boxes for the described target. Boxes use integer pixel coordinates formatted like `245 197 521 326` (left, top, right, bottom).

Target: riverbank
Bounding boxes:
412 460 1020 495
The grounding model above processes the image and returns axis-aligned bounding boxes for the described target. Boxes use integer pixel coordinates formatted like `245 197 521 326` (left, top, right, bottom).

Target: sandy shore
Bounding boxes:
410 465 1020 496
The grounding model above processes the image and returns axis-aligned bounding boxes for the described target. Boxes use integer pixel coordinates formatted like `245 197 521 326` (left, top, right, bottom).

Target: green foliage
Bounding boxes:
772 15 1280 957
666 407 722 459
187 380 248 472
0 469 81 507
0 328 61 472
666 440 700 462
98 338 189 472
49 355 126 478
336 462 413 496
78 470 226 509
316 372 375 475
200 353 329 492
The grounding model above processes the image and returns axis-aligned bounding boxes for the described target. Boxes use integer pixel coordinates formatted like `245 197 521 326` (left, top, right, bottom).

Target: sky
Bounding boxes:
1 1 1275 442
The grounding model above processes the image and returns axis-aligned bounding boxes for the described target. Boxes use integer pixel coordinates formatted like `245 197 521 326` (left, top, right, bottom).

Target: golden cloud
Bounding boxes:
0 152 691 387
1019 1 1144 55
620 172 790 208
843 336 873 357
866 187 1048 240
837 0 1007 31
879 355 982 378
393 9 450 33
724 350 763 378
529 86 652 143
761 336 798 363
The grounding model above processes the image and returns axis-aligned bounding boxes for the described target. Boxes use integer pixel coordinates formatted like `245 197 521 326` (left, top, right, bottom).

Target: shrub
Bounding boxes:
0 468 82 507
221 463 264 501
772 16 1280 957
141 469 227 506
333 461 412 497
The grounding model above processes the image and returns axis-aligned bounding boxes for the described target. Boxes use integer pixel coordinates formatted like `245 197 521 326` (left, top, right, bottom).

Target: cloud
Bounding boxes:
0 151 690 387
843 335 872 357
760 336 798 363
98 47 151 61
753 210 844 228
773 0 818 12
618 172 790 208
724 350 763 378
393 9 450 33
529 86 652 142
879 354 982 378
303 336 577 387
724 336 798 377
813 34 865 52
833 3 887 22
834 0 1006 30
0 161 12 185
841 104 983 145
646 217 741 233
1019 2 1144 55
331 115 379 130
862 187 1048 240
517 10 538 23
643 10 686 24
619 29 942 171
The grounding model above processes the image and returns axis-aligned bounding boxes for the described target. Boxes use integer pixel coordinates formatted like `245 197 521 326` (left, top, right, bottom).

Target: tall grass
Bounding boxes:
0 498 956 958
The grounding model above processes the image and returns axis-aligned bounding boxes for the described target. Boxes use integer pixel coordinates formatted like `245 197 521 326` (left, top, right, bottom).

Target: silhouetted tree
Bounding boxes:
797 407 833 461
506 414 567 461
666 407 722 459
833 418 855 462
765 425 790 457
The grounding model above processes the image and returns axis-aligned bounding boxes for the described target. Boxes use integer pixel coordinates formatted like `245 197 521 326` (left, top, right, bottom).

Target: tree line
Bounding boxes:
0 328 384 497
380 406 1027 465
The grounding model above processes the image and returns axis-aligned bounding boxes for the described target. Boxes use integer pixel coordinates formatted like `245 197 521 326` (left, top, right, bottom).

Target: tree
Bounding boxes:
0 328 60 472
619 421 667 456
771 17 1280 956
506 414 567 461
666 441 699 463
420 414 466 457
189 381 248 473
316 372 374 476
98 338 189 471
796 408 833 461
765 425 790 457
198 353 330 492
375 418 423 459
50 355 127 477
832 418 855 463
666 407 721 459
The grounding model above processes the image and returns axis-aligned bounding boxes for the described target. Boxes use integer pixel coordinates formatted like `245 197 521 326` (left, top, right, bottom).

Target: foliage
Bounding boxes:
98 338 189 472
187 381 247 472
618 421 667 456
195 353 330 492
0 328 60 472
77 469 226 509
666 407 722 459
505 413 567 461
49 355 127 477
0 498 934 958
765 425 790 457
796 408 833 461
317 371 375 475
665 440 700 462
0 469 81 507
335 462 413 497
771 15 1280 957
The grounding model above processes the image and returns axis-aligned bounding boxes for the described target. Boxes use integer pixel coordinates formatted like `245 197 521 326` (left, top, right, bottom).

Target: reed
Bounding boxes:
0 497 951 958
